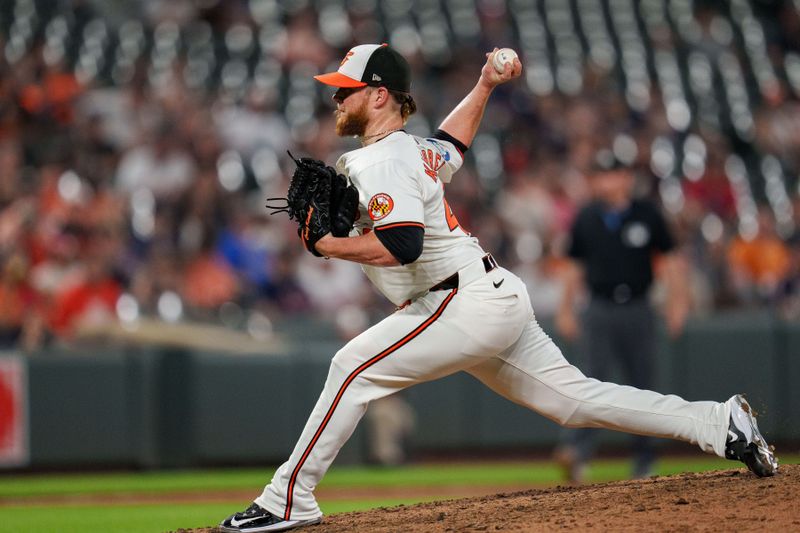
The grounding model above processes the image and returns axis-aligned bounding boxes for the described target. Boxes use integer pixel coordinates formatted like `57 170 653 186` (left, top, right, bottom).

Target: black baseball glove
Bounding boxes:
266 153 359 256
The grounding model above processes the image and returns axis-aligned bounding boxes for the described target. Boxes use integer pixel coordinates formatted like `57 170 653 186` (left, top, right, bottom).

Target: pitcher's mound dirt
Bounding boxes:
184 463 799 532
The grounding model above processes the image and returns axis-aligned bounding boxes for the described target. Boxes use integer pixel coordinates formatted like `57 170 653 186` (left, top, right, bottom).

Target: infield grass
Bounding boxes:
0 455 796 533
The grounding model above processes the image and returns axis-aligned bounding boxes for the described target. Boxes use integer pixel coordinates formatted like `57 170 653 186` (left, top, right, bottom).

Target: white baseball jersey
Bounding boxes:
335 131 485 305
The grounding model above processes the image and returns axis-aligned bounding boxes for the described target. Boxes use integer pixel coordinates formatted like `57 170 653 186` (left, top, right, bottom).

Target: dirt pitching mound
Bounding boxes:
184 463 799 532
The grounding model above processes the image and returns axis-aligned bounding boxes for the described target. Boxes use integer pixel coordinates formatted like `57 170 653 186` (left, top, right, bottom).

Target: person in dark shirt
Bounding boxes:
554 149 689 482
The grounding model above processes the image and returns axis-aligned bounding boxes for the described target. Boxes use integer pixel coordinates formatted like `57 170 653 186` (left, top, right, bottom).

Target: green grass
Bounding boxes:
2 455 797 498
0 502 236 533
0 455 796 533
0 461 590 498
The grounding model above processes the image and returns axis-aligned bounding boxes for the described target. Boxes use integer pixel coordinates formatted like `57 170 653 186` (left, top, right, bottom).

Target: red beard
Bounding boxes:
335 101 369 137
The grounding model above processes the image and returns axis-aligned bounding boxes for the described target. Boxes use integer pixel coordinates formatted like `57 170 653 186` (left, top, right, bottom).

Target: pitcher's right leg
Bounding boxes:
468 316 730 458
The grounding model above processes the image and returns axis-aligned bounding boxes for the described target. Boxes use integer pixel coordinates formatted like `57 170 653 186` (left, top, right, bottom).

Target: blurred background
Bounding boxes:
0 0 799 471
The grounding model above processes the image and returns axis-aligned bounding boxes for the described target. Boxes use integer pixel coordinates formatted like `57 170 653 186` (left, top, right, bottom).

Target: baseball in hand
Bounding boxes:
492 48 518 73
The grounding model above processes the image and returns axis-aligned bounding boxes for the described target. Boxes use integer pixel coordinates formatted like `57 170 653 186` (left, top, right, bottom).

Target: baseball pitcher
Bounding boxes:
220 44 777 533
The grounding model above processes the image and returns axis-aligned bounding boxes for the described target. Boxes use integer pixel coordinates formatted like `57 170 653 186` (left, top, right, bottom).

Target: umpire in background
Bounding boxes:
554 147 689 482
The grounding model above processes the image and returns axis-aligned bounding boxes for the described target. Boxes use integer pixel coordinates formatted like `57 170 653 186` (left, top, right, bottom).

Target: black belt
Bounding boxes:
430 254 498 292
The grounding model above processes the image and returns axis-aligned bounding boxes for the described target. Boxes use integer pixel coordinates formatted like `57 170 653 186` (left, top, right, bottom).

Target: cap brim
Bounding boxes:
313 72 367 88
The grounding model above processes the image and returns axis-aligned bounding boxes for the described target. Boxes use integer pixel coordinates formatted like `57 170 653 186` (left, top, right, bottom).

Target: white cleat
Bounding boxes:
724 394 778 477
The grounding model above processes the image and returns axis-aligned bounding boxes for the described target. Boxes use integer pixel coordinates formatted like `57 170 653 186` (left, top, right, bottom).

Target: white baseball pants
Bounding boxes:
256 263 730 520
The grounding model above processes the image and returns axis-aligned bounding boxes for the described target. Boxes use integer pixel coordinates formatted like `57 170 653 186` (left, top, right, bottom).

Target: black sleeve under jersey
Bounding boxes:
433 129 469 154
374 225 425 265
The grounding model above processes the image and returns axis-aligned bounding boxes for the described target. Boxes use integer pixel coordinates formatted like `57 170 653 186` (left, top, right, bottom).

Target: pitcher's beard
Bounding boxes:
335 104 369 137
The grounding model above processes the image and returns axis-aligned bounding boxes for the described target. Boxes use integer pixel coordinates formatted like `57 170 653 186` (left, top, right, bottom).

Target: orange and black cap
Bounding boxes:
314 43 412 93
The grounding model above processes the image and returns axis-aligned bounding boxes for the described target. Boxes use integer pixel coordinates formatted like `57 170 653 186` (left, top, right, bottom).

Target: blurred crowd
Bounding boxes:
0 0 799 353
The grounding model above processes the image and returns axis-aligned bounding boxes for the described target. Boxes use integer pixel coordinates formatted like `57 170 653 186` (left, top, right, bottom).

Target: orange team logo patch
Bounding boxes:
368 193 394 221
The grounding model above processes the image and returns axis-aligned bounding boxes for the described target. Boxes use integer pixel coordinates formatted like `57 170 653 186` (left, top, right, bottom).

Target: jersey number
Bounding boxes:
443 197 460 231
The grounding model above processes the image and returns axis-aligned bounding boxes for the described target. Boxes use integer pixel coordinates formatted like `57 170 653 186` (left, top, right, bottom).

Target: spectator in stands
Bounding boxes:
116 119 195 201
213 86 291 159
754 87 800 177
777 241 800 320
48 227 124 337
216 207 274 301
180 236 241 316
0 141 23 209
682 142 737 222
259 252 311 315
0 251 45 351
18 58 81 127
727 207 792 304
129 245 182 317
72 113 119 189
294 254 370 317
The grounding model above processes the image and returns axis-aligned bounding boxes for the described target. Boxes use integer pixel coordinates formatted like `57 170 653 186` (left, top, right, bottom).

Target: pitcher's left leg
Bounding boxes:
254 291 464 521
254 279 528 522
